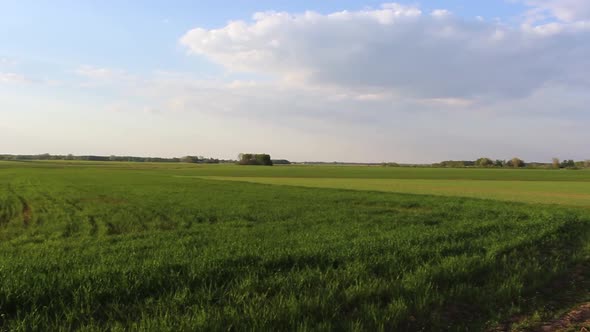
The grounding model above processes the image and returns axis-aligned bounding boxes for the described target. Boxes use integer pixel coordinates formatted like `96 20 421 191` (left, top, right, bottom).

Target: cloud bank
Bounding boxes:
180 3 590 99
170 2 590 161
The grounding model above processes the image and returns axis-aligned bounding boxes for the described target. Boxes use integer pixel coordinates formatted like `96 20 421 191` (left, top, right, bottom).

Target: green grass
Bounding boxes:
4 160 590 182
196 176 590 207
1 161 589 331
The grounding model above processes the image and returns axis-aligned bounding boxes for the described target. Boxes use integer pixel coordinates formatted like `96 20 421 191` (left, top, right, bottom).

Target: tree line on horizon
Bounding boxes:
430 157 590 169
1 153 587 168
0 153 230 164
0 153 293 166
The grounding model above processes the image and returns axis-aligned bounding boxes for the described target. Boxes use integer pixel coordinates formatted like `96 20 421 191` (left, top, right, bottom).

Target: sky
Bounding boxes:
1 0 589 163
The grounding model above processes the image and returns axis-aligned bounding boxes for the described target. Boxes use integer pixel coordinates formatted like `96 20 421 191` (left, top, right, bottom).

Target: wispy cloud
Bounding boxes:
75 65 135 85
0 57 18 66
523 0 590 23
0 72 31 84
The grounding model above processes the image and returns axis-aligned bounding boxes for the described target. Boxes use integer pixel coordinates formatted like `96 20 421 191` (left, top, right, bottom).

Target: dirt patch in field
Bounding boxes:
529 260 590 331
491 260 590 332
537 303 590 331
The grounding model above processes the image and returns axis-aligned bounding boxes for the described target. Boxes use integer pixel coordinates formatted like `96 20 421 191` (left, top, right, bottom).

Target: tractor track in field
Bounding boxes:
16 195 32 227
7 185 32 226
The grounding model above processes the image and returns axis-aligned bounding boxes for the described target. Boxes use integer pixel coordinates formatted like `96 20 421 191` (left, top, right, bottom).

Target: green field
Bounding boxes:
1 161 589 331
195 177 590 207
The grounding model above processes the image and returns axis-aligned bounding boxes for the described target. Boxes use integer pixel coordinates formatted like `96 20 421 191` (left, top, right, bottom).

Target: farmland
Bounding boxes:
0 161 589 331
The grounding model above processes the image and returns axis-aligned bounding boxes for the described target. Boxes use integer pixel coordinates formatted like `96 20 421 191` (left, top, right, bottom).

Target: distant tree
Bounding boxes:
560 159 575 168
238 153 273 166
585 160 590 168
180 156 198 163
382 162 400 167
257 154 272 165
435 160 473 168
272 159 291 165
507 157 525 168
0 153 224 164
494 160 505 167
475 157 494 167
552 158 560 169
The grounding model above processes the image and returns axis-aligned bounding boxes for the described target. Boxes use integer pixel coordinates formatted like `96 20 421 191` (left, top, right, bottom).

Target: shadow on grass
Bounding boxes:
491 233 590 331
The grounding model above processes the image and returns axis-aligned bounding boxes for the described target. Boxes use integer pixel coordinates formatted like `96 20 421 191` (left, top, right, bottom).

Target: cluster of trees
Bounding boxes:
381 162 401 167
551 158 588 169
179 156 220 164
0 154 229 164
434 157 590 169
434 157 526 168
109 155 181 163
0 154 132 162
238 153 273 166
435 160 476 168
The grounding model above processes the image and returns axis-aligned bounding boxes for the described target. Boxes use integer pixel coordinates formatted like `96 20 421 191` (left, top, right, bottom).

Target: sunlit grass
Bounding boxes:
196 176 590 207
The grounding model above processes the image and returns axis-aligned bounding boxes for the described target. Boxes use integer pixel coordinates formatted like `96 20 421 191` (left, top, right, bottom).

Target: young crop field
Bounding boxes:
1 161 589 331
194 176 590 207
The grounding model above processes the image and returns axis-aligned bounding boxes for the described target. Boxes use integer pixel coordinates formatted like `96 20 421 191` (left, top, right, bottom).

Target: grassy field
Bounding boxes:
0 161 589 331
196 176 590 207
3 160 590 182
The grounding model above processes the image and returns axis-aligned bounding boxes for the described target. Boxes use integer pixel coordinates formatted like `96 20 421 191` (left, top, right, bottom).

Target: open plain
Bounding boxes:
1 161 589 330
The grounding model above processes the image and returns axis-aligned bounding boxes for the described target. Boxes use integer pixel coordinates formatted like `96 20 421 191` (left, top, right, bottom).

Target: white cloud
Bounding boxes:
8 59 588 162
176 3 590 161
0 70 62 86
67 64 587 159
75 65 133 83
0 72 30 84
431 9 452 18
180 3 590 99
0 57 18 66
524 0 590 22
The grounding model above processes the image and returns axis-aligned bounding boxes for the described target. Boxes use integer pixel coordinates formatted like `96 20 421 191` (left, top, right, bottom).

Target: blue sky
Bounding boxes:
1 1 527 74
1 1 589 162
